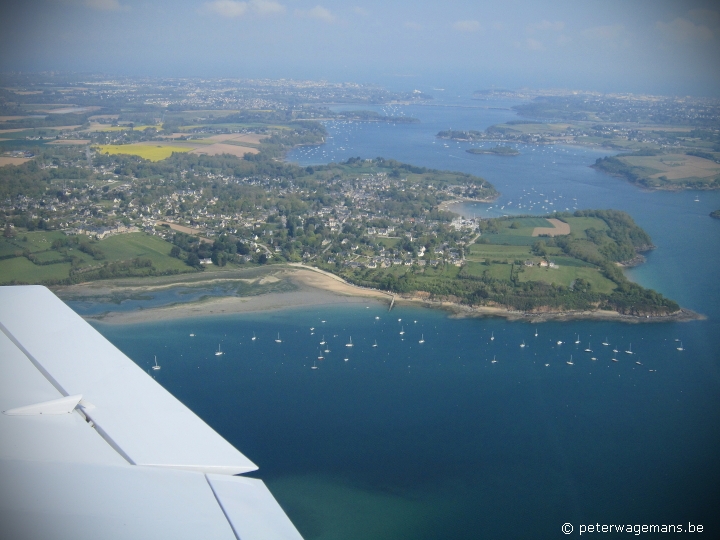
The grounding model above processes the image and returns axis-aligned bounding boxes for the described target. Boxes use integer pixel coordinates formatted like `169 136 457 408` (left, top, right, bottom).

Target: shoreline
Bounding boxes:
61 264 703 326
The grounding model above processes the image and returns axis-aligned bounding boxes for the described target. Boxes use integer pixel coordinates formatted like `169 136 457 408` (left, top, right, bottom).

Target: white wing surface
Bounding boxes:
0 285 303 540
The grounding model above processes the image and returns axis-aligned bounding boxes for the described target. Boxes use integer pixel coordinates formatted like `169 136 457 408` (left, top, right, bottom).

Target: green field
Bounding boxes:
98 233 191 272
518 265 616 294
95 144 193 162
0 257 72 284
0 231 192 284
563 217 607 237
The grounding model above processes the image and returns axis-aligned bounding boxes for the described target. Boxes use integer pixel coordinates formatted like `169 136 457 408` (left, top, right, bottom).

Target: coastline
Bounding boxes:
439 196 498 212
60 264 703 325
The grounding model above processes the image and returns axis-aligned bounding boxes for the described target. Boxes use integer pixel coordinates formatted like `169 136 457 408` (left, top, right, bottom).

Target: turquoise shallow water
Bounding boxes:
78 96 720 538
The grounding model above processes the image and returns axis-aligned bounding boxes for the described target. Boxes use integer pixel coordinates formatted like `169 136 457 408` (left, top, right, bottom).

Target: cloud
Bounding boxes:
583 24 623 41
204 0 285 18
453 20 481 33
687 9 720 28
656 17 714 43
528 20 564 33
83 0 122 10
296 5 335 23
515 38 544 51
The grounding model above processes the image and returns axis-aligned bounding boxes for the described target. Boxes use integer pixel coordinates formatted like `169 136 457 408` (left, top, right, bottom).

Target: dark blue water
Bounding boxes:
80 97 720 539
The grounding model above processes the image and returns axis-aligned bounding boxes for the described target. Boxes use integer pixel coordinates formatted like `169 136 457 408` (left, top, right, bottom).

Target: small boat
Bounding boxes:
275 333 282 343
534 328 538 337
544 363 549 367
372 340 377 348
398 318 402 322
612 347 618 353
625 343 633 354
574 334 580 344
346 337 353 347
251 332 256 341
189 333 195 337
419 334 425 344
694 195 700 202
317 353 324 360
310 327 315 331
152 355 161 371
215 344 223 356
585 342 592 352
611 358 618 362
567 355 574 365
490 332 495 341
344 357 349 362
491 355 497 364
635 361 642 365
375 316 380 320
320 336 326 345
520 340 526 348
557 340 563 345
602 337 609 346
676 342 684 351
591 357 597 361
399 326 405 335
311 361 318 370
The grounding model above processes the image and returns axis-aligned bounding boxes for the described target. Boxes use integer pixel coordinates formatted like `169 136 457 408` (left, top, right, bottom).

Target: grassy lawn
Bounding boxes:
376 237 400 248
11 231 67 253
0 257 71 284
98 233 191 272
518 266 616 294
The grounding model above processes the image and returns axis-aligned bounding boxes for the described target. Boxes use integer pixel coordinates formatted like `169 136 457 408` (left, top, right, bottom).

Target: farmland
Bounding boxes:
94 144 193 161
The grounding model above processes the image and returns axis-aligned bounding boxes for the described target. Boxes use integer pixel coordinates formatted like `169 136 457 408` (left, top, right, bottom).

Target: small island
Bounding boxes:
466 146 519 156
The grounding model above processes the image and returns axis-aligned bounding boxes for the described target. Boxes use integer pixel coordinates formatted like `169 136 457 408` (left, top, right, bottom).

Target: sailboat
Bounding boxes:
557 340 563 345
215 344 223 356
520 340 526 348
567 355 574 365
585 342 592 352
346 336 353 347
694 195 700 202
399 326 405 335
317 350 324 360
677 341 684 351
372 340 378 348
625 343 633 354
419 334 425 344
275 333 282 343
320 336 326 345
602 337 609 346
575 334 580 344
311 360 318 370
490 331 494 341
152 355 161 371
251 332 256 341
534 328 538 337
491 355 497 364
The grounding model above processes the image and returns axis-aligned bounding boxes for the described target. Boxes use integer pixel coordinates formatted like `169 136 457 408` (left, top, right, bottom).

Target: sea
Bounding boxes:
70 93 720 539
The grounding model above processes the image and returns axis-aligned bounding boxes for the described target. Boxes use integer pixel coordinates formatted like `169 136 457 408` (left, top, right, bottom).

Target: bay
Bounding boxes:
81 95 720 539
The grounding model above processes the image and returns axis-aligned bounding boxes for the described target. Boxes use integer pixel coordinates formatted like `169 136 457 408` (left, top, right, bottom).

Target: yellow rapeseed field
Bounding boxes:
94 144 192 161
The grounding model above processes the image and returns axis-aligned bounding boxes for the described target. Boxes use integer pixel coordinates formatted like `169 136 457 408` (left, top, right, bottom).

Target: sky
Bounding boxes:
1 0 719 96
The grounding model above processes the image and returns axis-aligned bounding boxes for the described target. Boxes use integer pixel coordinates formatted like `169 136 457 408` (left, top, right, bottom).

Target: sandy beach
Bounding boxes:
55 264 702 325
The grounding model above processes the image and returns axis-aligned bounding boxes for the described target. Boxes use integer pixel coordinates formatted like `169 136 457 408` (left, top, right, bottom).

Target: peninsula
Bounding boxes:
0 74 691 322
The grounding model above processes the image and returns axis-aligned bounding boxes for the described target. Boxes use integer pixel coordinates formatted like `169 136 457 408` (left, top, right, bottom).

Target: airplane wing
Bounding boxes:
0 285 303 540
